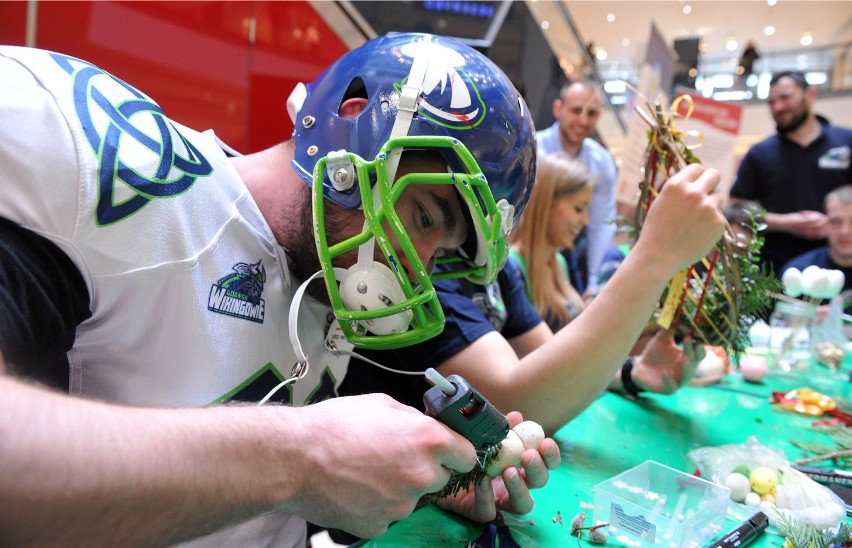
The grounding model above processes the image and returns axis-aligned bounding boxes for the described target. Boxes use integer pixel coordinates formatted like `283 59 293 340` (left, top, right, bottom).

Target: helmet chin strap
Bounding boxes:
336 51 432 335
385 50 430 184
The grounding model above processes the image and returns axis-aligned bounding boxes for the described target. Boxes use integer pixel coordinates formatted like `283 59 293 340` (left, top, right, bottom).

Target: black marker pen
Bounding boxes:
706 511 769 548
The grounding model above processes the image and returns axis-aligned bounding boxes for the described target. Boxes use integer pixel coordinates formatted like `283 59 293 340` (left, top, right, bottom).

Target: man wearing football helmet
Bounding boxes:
0 33 553 547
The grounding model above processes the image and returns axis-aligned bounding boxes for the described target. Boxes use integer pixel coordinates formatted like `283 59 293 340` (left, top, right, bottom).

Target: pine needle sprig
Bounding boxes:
431 442 502 500
723 214 784 356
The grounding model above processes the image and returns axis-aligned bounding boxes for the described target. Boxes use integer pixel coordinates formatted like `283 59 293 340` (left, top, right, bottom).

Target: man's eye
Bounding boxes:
418 205 433 231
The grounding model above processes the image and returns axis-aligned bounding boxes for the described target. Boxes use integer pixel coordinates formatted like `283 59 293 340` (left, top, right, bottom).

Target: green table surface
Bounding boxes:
361 362 852 547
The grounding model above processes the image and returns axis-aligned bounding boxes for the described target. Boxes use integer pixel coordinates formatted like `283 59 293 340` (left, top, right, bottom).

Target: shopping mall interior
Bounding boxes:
3 0 848 173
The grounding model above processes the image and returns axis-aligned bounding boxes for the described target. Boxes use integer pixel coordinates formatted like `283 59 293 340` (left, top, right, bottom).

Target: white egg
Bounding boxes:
696 352 725 378
744 492 761 506
809 269 833 299
485 430 525 476
800 265 823 298
723 472 751 502
800 504 845 529
826 269 845 298
512 421 545 450
781 268 803 297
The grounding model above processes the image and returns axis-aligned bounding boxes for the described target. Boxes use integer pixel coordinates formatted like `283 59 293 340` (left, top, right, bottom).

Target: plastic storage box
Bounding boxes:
593 460 730 548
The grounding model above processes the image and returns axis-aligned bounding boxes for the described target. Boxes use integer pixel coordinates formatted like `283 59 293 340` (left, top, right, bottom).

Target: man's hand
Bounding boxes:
768 210 828 239
634 164 726 277
290 393 478 539
631 330 705 394
434 411 561 521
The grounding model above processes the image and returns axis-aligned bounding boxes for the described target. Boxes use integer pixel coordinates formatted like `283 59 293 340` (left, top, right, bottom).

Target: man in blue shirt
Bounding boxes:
730 70 852 276
782 185 852 297
536 80 617 295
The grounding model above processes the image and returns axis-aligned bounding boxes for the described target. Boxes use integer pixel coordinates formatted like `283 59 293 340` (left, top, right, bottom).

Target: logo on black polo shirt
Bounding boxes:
208 261 266 323
819 146 851 170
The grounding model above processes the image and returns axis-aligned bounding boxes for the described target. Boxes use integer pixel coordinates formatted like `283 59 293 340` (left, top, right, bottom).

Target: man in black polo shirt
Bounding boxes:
730 70 852 276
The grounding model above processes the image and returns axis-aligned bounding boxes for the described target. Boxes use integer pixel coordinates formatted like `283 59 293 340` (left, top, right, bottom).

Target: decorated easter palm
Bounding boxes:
632 96 781 355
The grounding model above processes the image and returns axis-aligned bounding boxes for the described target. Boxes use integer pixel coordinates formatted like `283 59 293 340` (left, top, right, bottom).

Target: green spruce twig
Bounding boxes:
431 442 501 500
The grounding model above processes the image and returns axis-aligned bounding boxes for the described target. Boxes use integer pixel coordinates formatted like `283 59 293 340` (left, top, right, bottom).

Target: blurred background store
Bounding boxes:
2 0 849 184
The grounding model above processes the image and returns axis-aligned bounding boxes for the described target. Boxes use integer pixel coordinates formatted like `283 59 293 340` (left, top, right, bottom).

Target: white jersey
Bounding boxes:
0 46 352 547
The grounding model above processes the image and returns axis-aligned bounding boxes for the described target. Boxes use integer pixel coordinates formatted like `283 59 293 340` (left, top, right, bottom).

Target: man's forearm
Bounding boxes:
0 375 297 546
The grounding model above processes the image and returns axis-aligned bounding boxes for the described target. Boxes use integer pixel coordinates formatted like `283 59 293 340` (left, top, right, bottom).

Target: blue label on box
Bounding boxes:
610 503 656 543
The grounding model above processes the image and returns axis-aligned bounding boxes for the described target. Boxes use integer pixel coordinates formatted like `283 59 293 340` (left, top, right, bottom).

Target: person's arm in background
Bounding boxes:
762 209 828 239
438 165 725 435
584 153 618 293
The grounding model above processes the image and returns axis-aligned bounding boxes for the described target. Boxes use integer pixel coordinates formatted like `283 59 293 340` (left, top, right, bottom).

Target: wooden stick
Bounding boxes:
795 448 852 465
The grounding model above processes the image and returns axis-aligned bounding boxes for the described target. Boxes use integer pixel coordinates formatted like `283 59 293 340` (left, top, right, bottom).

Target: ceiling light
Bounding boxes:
604 80 626 94
682 4 692 14
806 72 828 85
541 20 550 31
595 49 608 61
767 0 778 5
606 12 615 23
800 33 813 46
621 38 631 47
763 26 776 36
726 39 738 51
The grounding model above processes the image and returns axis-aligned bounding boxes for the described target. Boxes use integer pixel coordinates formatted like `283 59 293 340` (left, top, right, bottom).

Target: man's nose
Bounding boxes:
411 238 442 278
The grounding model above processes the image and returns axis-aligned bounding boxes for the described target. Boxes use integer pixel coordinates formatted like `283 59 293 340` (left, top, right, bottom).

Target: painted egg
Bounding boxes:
739 357 767 383
749 466 779 495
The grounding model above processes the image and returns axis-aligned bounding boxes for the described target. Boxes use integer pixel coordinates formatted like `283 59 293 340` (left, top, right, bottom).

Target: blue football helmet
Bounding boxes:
287 33 536 349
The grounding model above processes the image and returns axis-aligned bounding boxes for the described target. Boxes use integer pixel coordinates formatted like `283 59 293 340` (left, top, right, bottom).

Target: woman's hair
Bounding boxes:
511 152 597 328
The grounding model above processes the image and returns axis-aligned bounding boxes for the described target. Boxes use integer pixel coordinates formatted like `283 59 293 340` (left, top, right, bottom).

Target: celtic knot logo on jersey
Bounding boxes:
396 36 486 130
50 53 213 226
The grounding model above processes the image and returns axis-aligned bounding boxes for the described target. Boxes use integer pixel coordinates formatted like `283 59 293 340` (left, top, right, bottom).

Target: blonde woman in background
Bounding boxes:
510 152 594 331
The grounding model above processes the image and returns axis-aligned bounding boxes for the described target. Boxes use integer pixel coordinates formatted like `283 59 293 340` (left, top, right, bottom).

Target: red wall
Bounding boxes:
0 1 350 153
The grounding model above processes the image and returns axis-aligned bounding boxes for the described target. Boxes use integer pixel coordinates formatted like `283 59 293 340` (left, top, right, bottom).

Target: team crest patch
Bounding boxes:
208 261 266 323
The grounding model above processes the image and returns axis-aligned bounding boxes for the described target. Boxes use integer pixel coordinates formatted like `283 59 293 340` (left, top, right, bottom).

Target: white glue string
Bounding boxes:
323 338 426 376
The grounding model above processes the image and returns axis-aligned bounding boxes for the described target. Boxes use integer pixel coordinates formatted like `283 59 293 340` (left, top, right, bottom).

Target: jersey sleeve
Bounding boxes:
0 49 93 387
0 50 83 242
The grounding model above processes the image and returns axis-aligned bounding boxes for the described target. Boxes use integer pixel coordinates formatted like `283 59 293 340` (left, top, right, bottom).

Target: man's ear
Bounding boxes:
552 98 562 120
806 85 818 105
340 98 368 120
